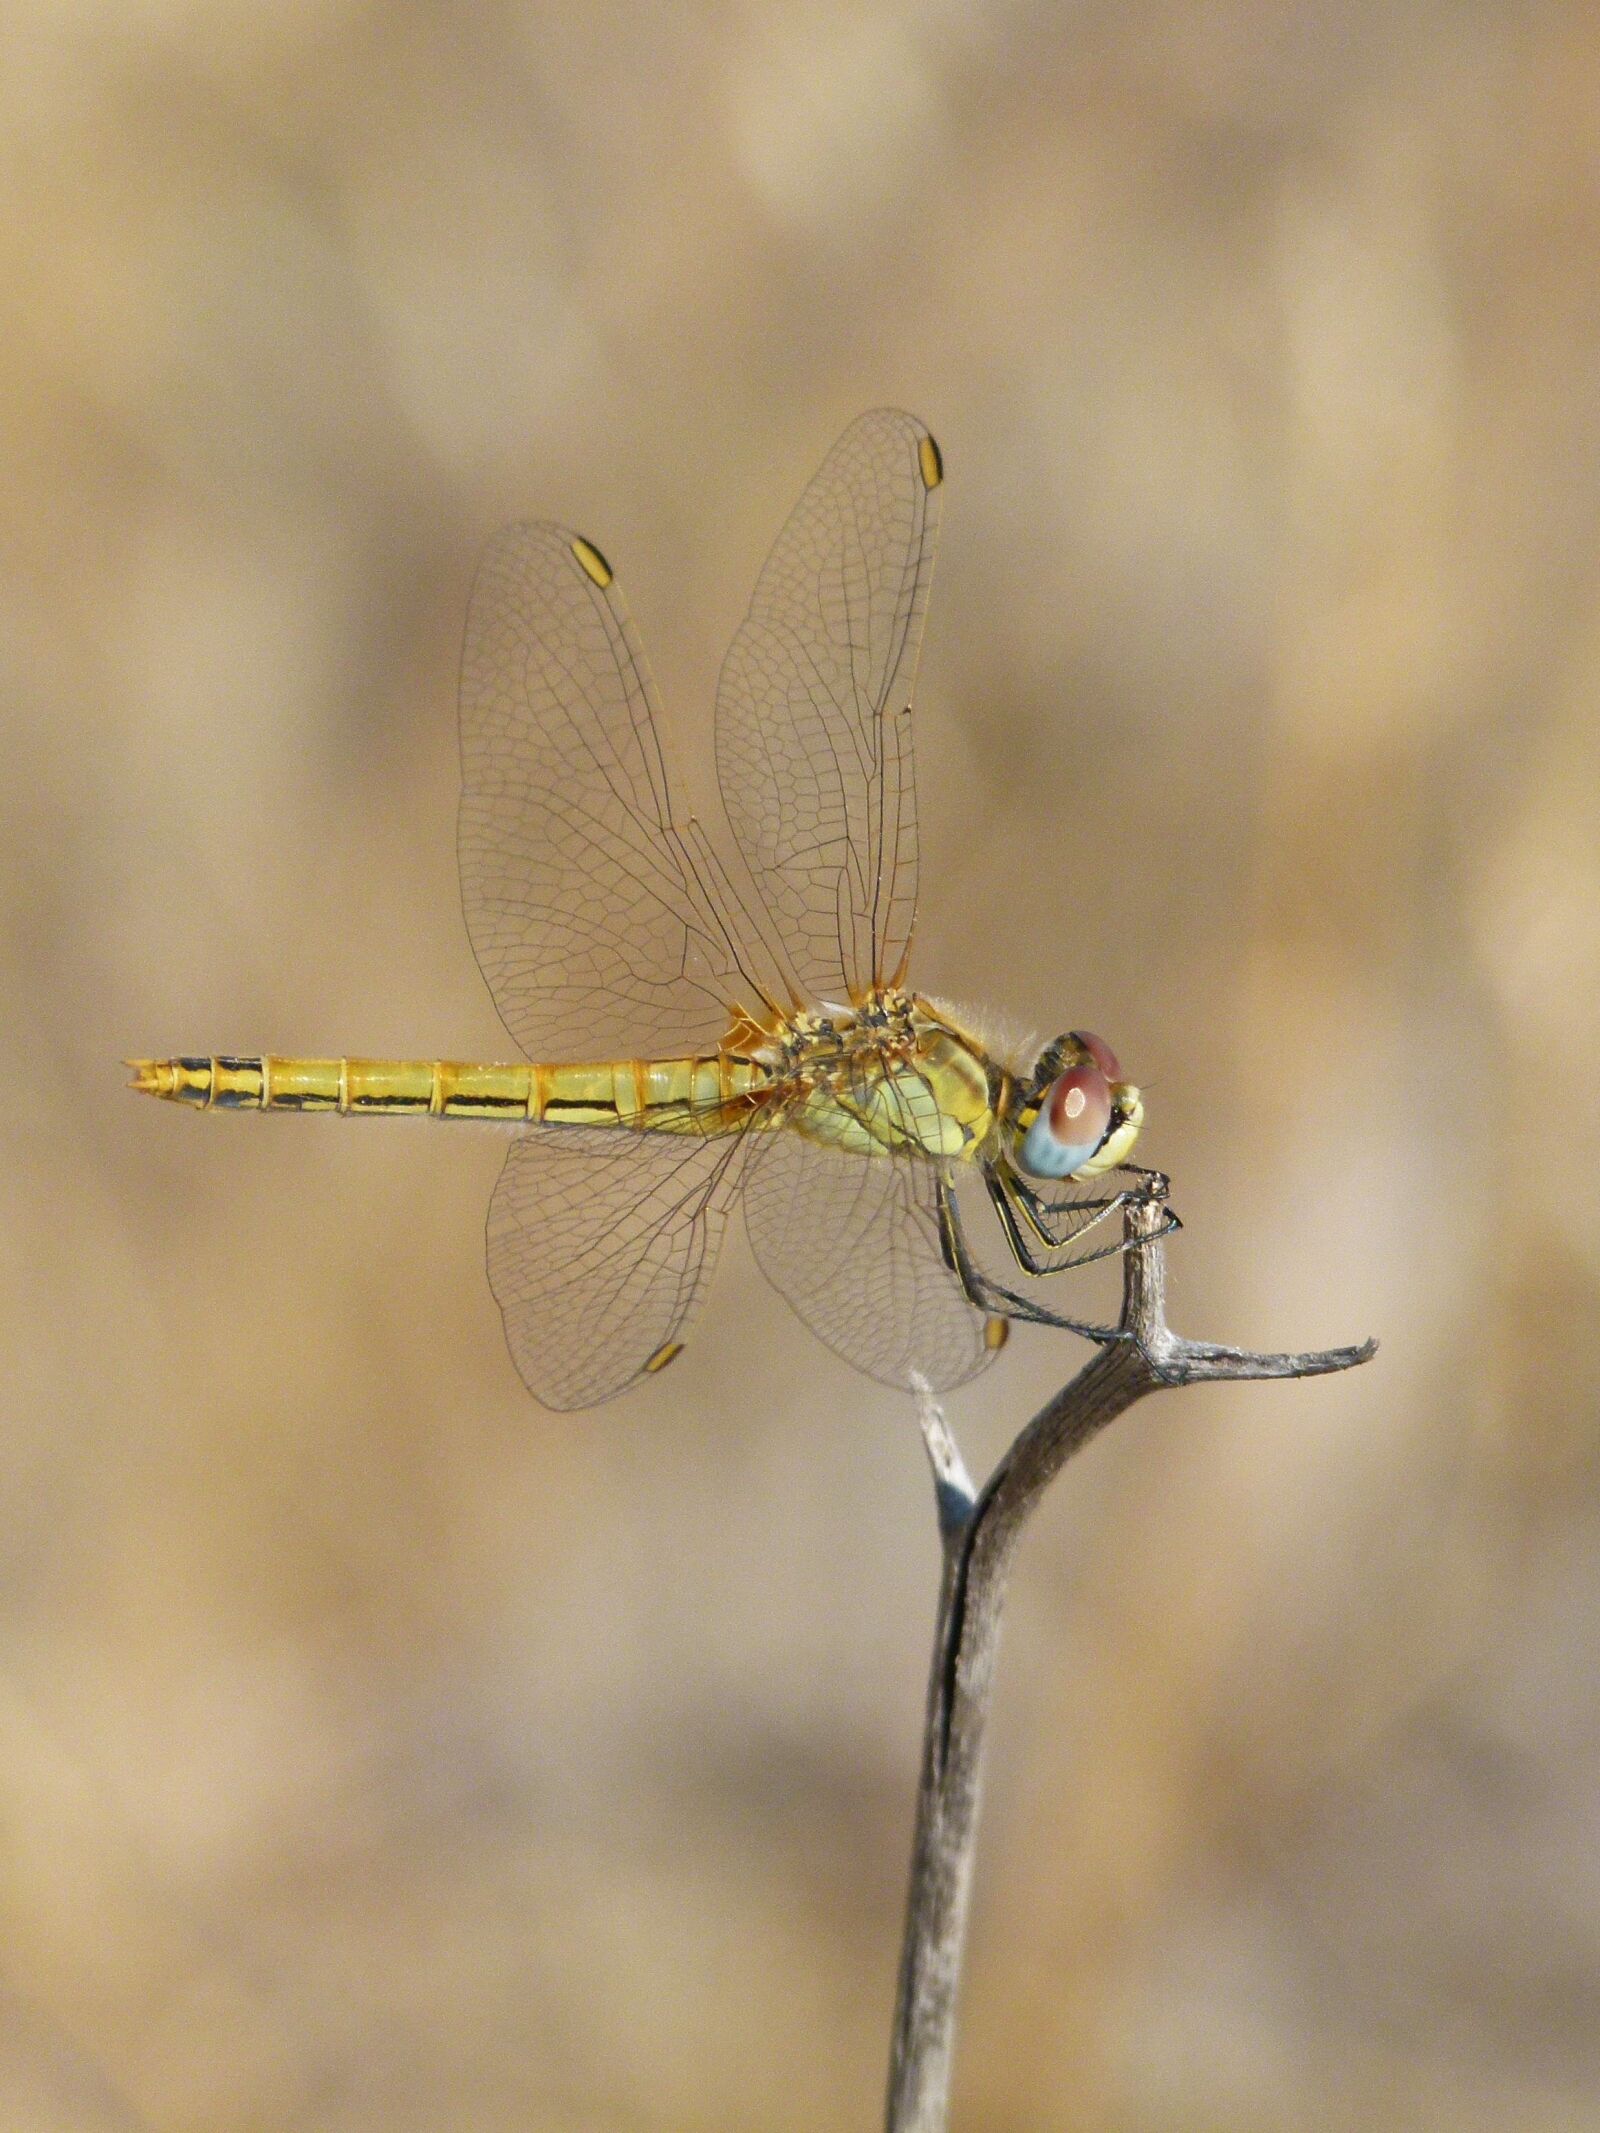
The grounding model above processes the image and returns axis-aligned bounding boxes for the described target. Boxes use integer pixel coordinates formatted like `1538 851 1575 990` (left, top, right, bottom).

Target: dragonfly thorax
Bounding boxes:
767 985 916 1067
773 990 997 1165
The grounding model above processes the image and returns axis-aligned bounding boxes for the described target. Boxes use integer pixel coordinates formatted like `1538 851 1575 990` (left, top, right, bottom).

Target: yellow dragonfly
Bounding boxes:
131 411 1156 1409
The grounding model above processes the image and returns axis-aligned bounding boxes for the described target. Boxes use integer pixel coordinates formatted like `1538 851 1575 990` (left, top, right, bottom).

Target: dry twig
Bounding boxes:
886 1173 1376 2131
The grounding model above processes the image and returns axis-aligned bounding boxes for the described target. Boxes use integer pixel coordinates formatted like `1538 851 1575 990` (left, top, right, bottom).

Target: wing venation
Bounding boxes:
459 520 748 1060
488 1123 748 1409
715 408 940 1006
741 1126 994 1395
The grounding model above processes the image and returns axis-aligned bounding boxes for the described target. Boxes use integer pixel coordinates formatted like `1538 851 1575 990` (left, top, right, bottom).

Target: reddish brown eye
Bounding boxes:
1018 1056 1116 1178
1071 1030 1121 1082
1046 1061 1112 1146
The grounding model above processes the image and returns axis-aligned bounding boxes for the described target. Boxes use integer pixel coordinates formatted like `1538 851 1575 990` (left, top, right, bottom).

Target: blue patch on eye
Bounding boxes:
1019 1111 1099 1179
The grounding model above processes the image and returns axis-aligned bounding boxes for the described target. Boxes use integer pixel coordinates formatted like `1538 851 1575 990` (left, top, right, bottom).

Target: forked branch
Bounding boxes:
886 1175 1375 2132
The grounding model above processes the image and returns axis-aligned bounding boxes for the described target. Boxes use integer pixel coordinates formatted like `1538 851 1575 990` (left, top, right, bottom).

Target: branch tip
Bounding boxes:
1154 1331 1379 1384
912 1376 975 1535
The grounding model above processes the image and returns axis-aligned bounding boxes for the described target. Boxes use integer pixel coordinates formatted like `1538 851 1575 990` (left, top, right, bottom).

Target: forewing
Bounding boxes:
460 522 739 1060
741 1128 994 1395
716 409 940 1006
488 1125 747 1410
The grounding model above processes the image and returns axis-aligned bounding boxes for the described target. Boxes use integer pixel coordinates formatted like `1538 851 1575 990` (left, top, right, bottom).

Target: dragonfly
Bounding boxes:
131 411 1161 1409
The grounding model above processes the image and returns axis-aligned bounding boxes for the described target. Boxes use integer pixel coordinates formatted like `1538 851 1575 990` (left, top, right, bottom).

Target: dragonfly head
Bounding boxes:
1010 1030 1143 1181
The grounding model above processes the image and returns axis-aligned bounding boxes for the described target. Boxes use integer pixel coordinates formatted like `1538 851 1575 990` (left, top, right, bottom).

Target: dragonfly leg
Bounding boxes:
989 1165 1181 1279
936 1177 1125 1345
1006 1160 1186 1254
1006 1170 1127 1251
990 1167 1127 1273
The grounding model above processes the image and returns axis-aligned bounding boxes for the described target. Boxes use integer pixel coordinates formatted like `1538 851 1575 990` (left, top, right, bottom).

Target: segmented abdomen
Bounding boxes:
128 1055 770 1130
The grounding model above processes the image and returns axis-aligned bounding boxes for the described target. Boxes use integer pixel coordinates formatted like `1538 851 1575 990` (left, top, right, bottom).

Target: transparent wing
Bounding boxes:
487 1124 748 1410
716 409 941 1007
741 1129 994 1396
460 521 749 1060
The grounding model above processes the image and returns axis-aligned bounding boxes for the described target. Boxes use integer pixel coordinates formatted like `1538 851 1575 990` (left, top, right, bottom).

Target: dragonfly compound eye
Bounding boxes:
1017 1060 1113 1179
1069 1029 1121 1083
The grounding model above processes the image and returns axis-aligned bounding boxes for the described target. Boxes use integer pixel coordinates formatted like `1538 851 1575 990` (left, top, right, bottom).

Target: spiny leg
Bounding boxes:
1001 1162 1183 1258
990 1165 1180 1275
936 1176 1125 1345
1005 1169 1128 1253
988 1166 1130 1276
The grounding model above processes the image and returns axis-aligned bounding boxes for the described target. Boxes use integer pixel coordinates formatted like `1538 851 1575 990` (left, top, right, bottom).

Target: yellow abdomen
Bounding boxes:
127 1054 769 1132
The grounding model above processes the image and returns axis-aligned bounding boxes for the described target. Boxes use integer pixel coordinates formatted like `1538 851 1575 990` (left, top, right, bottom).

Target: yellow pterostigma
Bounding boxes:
131 412 1160 1409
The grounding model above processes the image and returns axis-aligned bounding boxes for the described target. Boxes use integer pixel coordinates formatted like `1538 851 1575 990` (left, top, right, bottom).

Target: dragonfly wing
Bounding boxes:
460 521 745 1060
488 1124 748 1410
741 1128 994 1395
716 409 941 1006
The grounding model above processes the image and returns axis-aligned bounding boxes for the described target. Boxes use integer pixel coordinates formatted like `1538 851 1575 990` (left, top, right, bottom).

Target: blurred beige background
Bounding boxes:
4 3 1599 2128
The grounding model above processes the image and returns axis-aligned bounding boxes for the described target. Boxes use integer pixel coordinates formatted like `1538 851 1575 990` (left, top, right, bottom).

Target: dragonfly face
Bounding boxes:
1010 1032 1144 1183
132 412 1164 1406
